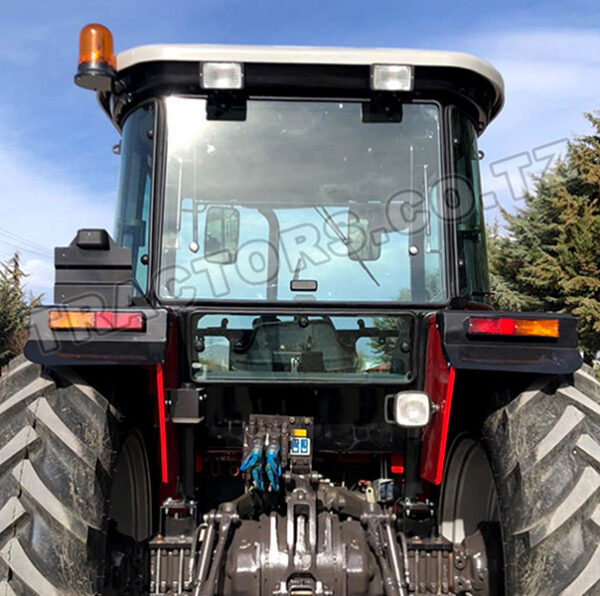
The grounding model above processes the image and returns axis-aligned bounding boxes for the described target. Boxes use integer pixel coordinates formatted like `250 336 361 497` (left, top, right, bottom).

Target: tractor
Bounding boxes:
0 22 598 595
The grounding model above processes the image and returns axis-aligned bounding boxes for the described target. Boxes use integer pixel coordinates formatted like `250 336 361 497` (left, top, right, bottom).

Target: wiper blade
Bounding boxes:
314 206 380 287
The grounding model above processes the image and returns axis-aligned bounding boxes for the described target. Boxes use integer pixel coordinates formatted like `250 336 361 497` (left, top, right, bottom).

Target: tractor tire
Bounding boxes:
0 356 152 595
483 364 600 595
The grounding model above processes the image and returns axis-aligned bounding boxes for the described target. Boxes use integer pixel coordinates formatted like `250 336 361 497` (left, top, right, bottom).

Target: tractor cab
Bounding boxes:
108 38 502 313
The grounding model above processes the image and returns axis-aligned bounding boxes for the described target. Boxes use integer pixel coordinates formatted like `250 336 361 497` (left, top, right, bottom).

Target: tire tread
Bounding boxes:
484 369 600 595
0 359 119 595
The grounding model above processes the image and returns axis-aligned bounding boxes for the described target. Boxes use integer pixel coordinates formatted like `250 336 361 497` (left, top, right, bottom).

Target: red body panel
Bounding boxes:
156 318 180 497
155 363 169 484
421 316 455 485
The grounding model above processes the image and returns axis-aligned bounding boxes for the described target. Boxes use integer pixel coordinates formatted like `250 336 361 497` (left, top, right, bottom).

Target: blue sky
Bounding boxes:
1 0 599 296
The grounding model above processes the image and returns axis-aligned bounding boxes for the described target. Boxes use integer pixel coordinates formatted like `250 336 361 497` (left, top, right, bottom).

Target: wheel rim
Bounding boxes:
109 431 153 541
440 435 499 543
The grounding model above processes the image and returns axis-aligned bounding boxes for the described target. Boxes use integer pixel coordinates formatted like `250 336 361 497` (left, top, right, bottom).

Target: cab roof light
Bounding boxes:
201 62 244 90
75 24 117 92
49 311 145 332
371 64 414 92
469 317 560 338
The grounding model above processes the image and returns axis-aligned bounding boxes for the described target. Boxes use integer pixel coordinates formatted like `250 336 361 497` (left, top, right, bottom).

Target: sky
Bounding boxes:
0 0 599 297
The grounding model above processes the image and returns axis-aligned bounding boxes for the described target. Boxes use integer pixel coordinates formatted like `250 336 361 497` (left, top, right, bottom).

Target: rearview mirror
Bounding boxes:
347 206 383 261
204 206 240 264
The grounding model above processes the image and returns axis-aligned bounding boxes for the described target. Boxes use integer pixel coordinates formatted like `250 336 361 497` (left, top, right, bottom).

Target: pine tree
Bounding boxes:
489 112 600 361
0 253 41 367
487 221 532 312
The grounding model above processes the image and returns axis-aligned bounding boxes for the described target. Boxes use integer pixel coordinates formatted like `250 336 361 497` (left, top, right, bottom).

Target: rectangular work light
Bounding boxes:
468 317 560 338
201 62 244 90
49 310 145 331
371 64 414 92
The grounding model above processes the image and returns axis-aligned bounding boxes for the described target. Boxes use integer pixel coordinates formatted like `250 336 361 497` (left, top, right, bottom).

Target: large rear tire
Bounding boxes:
482 365 600 595
0 356 152 595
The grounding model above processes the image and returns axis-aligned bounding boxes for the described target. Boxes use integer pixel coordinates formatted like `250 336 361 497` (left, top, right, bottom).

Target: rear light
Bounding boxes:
386 391 432 428
201 62 244 89
468 317 559 338
390 453 405 475
49 310 145 331
371 64 414 91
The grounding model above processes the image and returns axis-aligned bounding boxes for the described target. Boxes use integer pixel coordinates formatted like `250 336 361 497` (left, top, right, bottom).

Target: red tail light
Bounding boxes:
390 453 405 474
468 317 559 338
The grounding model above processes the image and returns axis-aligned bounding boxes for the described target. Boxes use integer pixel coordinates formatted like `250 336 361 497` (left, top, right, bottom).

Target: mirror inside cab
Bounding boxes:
347 200 414 261
347 205 384 261
204 206 240 264
385 390 432 427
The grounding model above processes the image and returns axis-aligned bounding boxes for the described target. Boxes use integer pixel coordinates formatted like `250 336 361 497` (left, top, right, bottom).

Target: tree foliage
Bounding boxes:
489 112 600 361
0 254 41 367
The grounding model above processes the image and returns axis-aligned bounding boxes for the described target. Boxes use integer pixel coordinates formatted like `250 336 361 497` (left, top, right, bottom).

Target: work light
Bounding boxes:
387 391 432 427
201 62 244 89
371 64 414 92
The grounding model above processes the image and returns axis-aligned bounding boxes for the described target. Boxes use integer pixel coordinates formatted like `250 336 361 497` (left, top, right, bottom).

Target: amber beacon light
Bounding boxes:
75 24 117 92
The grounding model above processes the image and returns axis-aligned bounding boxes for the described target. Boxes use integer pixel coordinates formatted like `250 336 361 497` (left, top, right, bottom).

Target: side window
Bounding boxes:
451 109 489 297
114 104 155 295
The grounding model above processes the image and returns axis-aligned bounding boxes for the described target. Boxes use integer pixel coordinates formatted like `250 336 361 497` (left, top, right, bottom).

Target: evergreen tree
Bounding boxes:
0 253 41 367
489 112 600 361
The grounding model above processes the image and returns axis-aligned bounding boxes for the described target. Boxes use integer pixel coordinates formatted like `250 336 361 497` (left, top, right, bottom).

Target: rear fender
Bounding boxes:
420 310 582 485
24 306 169 366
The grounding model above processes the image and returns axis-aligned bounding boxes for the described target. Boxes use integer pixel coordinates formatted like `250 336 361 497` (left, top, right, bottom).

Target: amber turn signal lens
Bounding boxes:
514 318 560 338
78 23 116 68
49 311 95 330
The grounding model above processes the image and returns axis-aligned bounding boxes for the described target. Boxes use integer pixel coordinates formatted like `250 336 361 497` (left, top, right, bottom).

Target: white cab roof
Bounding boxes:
117 44 504 103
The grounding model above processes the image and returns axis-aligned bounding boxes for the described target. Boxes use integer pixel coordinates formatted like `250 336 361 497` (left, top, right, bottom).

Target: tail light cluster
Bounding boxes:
49 310 145 331
468 316 559 338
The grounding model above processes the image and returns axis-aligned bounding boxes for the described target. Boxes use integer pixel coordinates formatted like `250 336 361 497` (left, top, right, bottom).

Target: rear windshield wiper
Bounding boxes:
313 206 380 287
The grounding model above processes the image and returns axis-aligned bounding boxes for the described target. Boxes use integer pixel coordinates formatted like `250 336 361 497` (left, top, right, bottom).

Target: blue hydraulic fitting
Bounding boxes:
265 443 282 492
240 445 262 472
251 465 265 491
241 439 265 490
